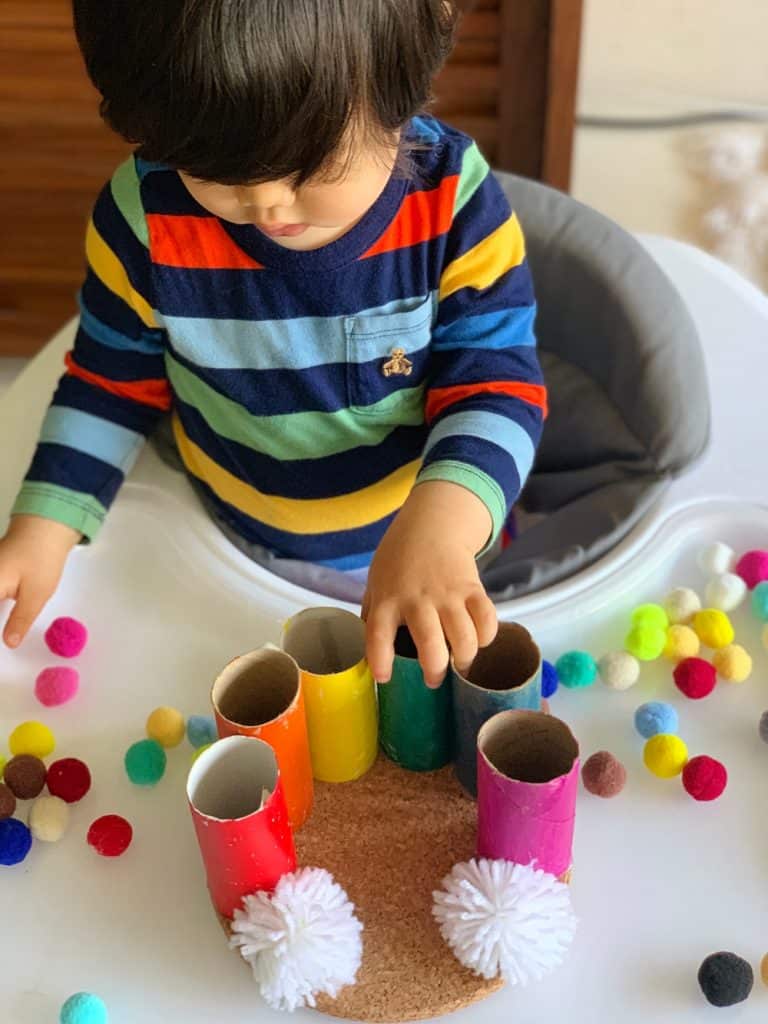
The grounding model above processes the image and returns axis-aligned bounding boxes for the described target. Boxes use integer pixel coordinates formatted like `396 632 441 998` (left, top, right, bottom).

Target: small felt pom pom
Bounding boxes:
9 721 55 759
124 739 166 785
3 754 47 799
643 734 688 778
631 604 668 630
598 651 640 690
663 625 699 662
0 783 17 820
230 867 363 1012
759 711 768 745
187 715 218 748
29 795 70 842
625 624 666 661
698 542 734 576
698 951 753 1007
87 814 133 857
555 651 597 689
712 644 752 683
46 758 92 803
682 755 727 801
35 667 79 707
751 581 768 621
674 657 717 699
581 751 626 797
541 661 558 699
0 818 32 866
433 859 577 986
663 587 701 625
635 701 678 739
735 549 768 589
146 706 186 748
705 573 747 613
59 992 108 1024
45 617 88 658
692 609 734 649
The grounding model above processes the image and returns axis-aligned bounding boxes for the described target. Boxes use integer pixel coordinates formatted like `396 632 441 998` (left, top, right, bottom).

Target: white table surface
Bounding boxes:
2 239 768 1024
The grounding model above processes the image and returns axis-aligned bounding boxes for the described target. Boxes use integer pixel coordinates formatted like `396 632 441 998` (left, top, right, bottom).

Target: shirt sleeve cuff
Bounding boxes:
415 459 507 556
12 483 108 542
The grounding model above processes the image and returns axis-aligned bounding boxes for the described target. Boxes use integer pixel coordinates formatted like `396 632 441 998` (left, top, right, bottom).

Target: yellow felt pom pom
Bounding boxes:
146 706 186 748
712 644 752 683
643 734 689 778
692 609 734 649
663 625 700 662
9 721 55 759
0 755 6 777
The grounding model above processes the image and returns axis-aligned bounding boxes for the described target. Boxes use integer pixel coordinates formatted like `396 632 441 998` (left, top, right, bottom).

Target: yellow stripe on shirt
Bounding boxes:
439 213 525 301
85 220 157 328
172 415 421 534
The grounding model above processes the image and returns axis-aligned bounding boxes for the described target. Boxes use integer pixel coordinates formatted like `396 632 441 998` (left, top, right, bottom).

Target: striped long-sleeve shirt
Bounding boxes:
14 117 546 571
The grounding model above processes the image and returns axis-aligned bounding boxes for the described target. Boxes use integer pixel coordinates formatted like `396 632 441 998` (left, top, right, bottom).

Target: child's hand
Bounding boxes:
0 516 81 648
362 481 498 687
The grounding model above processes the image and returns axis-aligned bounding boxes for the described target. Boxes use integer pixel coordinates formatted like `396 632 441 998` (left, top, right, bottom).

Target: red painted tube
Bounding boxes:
187 736 296 918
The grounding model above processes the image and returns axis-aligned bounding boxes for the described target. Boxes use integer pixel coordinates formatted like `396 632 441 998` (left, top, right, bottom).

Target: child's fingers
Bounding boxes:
3 579 50 648
365 601 399 683
440 603 479 676
466 588 498 649
405 604 449 688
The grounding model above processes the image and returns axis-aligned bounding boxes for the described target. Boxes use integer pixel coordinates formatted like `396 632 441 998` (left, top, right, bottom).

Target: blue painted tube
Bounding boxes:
452 621 542 796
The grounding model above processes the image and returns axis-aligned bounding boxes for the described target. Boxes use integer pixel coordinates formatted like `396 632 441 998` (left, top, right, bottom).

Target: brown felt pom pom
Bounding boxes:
581 751 627 798
0 783 16 819
4 754 47 800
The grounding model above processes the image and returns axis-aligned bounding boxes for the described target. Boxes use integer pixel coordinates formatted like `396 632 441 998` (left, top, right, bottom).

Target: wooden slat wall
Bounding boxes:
0 0 581 356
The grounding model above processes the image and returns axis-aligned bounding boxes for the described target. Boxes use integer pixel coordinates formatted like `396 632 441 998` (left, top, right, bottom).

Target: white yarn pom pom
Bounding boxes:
433 859 577 986
698 542 735 577
230 867 363 1012
705 573 747 612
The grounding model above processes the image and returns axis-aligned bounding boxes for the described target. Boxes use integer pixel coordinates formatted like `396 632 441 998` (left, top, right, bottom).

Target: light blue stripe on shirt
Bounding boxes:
40 407 145 473
79 297 165 355
432 304 537 351
157 293 436 372
423 410 536 482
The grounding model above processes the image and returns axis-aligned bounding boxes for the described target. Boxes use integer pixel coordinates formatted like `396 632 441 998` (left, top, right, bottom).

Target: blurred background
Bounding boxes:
1 0 767 388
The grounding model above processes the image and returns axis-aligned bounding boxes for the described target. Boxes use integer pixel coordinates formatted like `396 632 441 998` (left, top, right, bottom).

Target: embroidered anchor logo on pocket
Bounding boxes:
382 347 413 378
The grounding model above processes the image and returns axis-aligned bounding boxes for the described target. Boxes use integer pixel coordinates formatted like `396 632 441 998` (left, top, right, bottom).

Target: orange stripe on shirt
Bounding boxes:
65 352 172 411
146 214 265 270
361 176 459 259
426 380 548 423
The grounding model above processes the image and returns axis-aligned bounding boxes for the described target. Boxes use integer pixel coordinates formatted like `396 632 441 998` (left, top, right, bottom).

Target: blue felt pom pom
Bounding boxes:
541 660 558 699
187 715 218 749
634 701 678 739
751 581 768 622
0 818 32 866
60 992 108 1024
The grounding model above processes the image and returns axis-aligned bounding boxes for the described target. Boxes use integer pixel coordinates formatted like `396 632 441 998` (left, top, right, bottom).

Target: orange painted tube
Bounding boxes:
211 646 313 829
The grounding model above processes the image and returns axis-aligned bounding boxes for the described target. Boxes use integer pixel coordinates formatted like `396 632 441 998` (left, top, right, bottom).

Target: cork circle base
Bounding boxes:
224 755 503 1022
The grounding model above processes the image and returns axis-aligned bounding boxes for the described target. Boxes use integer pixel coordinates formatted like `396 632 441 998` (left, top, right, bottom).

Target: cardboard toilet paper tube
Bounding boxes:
282 607 377 783
212 646 313 829
452 621 542 796
476 709 579 879
187 736 296 919
378 627 453 771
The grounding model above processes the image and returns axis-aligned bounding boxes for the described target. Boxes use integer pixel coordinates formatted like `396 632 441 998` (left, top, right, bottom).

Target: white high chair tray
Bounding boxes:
2 238 768 1024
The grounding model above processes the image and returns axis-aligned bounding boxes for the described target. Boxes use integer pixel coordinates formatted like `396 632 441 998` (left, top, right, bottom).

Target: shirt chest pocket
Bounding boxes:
344 297 435 418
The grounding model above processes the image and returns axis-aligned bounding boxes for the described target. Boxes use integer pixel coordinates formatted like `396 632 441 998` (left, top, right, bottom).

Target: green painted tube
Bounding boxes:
377 628 453 772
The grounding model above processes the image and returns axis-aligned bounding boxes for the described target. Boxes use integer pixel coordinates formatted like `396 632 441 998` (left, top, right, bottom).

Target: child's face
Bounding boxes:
178 135 399 251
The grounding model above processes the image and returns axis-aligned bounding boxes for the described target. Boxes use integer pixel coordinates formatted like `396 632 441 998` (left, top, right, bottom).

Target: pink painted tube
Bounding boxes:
476 710 579 880
187 736 296 918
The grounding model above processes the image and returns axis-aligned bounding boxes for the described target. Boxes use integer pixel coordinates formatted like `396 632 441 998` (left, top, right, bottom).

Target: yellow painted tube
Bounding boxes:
282 607 378 783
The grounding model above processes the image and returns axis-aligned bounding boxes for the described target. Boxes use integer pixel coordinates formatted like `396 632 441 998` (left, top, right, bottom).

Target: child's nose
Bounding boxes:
235 182 296 211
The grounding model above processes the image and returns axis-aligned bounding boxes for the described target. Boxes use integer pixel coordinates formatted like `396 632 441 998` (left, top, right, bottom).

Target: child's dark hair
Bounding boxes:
72 0 458 185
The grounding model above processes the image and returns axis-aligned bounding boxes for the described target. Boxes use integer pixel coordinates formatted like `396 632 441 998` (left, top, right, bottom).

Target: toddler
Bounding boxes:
0 0 546 686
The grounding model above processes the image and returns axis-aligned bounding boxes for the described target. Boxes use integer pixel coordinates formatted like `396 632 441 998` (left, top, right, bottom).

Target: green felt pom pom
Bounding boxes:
625 623 667 661
124 738 166 786
555 651 597 689
631 603 669 631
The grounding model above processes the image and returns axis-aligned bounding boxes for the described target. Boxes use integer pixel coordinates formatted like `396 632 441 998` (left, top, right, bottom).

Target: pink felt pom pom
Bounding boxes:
735 550 768 590
35 667 80 707
44 617 88 658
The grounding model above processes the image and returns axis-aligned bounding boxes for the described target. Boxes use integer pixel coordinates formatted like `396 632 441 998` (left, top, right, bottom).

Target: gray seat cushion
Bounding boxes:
481 174 710 599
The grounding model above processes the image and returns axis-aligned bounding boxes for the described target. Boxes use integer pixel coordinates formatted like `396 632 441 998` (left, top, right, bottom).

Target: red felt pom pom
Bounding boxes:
735 550 768 590
673 657 717 699
87 814 133 857
47 758 92 804
682 755 728 801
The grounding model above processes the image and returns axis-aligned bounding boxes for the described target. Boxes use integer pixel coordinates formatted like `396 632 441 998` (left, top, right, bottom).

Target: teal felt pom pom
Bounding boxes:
60 992 108 1024
555 651 597 689
187 715 217 749
124 739 166 786
751 581 768 622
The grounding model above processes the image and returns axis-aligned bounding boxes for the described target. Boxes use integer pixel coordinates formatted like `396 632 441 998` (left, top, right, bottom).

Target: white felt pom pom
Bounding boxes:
705 573 747 612
698 542 735 577
230 867 363 1012
598 651 641 690
433 859 577 986
663 587 702 625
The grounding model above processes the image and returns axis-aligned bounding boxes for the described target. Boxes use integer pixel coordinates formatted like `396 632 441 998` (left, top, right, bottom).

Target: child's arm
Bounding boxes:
1 158 170 647
365 144 545 684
